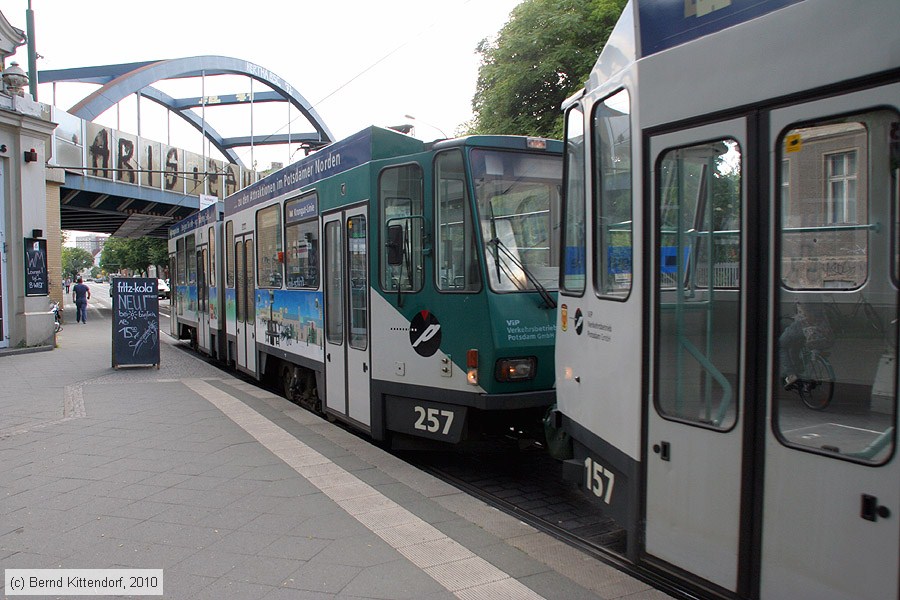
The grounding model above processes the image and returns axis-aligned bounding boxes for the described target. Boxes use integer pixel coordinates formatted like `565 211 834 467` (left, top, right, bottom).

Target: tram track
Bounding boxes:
400 444 701 600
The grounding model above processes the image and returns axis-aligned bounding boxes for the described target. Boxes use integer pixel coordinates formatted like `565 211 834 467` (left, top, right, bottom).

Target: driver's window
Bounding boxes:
379 164 423 292
435 150 481 292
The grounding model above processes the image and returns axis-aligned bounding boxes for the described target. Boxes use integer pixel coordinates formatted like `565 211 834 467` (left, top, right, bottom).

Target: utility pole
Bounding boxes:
26 0 38 100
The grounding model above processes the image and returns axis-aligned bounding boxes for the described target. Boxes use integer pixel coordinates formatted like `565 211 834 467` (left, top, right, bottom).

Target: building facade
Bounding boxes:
0 9 57 349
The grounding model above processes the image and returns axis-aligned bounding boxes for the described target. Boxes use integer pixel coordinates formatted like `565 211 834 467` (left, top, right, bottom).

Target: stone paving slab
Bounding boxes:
0 305 670 600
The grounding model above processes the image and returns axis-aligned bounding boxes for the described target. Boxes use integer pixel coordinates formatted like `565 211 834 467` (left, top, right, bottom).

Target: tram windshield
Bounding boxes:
470 149 562 293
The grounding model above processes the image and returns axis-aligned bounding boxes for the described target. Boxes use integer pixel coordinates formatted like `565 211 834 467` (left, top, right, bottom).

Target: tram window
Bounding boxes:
775 110 897 464
226 220 235 288
435 150 481 292
655 139 742 431
348 215 368 350
593 89 632 299
208 227 216 288
470 149 561 293
285 194 319 289
780 122 869 290
176 238 185 286
186 234 196 286
324 221 344 344
562 105 586 294
256 205 283 288
379 164 423 292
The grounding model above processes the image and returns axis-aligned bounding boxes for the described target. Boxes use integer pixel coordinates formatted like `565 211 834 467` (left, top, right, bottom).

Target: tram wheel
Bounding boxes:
281 366 295 401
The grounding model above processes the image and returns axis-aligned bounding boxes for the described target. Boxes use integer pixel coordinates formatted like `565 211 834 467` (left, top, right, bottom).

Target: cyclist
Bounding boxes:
780 301 833 389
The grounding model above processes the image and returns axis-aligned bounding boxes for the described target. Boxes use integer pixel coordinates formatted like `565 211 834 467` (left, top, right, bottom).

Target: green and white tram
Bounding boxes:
220 126 562 445
553 0 899 598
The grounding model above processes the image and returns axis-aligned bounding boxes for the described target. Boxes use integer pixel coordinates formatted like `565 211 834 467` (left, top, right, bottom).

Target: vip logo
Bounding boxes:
409 310 442 357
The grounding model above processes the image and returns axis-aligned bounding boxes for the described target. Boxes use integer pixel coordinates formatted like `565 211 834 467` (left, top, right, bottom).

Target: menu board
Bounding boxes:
24 238 48 296
111 277 160 368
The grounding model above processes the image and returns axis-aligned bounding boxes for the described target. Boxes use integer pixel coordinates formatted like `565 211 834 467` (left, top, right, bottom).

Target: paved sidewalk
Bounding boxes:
0 297 671 600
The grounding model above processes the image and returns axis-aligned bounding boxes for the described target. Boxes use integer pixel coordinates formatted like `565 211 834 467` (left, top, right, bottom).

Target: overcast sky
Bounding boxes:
5 0 522 169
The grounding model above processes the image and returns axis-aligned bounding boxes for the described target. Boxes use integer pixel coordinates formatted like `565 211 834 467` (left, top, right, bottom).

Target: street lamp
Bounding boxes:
404 114 448 139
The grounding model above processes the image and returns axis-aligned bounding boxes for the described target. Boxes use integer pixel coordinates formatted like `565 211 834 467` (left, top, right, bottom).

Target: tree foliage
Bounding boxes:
470 0 627 139
61 246 95 278
100 237 168 276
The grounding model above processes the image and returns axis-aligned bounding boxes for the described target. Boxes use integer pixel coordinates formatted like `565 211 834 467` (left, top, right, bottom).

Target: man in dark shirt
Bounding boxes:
72 276 91 324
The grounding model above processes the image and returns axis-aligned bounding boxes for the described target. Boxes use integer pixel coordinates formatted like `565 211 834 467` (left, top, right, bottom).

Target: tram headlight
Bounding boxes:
494 357 536 382
467 349 479 385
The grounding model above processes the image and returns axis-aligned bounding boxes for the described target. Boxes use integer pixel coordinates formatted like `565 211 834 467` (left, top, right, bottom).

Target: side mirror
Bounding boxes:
386 224 404 265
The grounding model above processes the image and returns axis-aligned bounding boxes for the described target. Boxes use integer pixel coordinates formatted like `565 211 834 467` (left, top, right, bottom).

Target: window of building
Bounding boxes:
826 150 858 224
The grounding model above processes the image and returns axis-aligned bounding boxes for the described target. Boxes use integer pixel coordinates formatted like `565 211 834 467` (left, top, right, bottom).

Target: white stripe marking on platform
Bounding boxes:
182 378 545 600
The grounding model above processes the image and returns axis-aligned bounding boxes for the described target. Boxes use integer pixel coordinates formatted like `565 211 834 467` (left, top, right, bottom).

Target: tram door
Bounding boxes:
234 235 256 375
197 245 209 353
323 206 371 429
646 119 747 592
761 87 899 600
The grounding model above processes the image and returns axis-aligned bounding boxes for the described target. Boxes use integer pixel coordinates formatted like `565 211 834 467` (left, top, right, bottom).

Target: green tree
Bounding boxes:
61 246 94 278
470 0 626 139
100 237 168 276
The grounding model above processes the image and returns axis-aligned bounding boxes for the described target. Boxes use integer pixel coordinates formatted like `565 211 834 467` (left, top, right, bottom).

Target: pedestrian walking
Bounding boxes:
64 277 71 293
72 276 91 324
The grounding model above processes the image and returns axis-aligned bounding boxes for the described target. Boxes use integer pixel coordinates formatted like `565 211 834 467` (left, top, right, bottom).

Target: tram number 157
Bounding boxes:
584 457 615 505
414 406 454 435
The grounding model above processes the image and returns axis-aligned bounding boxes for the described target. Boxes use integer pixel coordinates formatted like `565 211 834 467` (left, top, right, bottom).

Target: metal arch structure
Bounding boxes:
40 55 335 167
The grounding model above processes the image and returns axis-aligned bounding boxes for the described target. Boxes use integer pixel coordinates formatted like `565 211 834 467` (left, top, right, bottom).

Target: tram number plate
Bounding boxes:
584 456 615 505
414 406 454 434
385 397 467 443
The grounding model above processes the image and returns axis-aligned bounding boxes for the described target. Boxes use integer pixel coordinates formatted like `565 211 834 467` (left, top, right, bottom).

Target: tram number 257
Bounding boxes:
584 457 615 505
414 406 455 435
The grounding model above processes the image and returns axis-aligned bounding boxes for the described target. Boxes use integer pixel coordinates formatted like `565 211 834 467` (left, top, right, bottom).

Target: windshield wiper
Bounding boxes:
488 203 502 284
486 236 557 310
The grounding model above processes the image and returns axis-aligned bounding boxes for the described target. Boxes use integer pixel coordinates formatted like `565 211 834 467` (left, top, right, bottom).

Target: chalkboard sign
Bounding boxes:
111 277 160 368
24 238 49 296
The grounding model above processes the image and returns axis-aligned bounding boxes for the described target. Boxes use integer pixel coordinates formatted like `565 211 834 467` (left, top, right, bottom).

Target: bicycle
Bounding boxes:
780 302 835 410
823 294 884 338
784 345 835 410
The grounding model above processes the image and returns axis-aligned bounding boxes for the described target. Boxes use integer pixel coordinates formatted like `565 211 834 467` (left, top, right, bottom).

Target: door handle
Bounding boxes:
363 363 368 373
326 353 331 362
653 441 671 461
861 494 891 521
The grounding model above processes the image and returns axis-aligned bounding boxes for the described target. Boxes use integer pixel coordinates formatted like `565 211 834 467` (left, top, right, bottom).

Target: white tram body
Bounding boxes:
555 1 899 598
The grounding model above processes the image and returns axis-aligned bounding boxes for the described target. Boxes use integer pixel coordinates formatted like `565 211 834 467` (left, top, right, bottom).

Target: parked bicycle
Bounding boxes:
784 345 835 410
780 301 835 410
49 301 62 333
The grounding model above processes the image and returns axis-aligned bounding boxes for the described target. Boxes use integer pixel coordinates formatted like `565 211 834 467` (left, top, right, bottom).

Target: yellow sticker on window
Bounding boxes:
785 134 802 153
